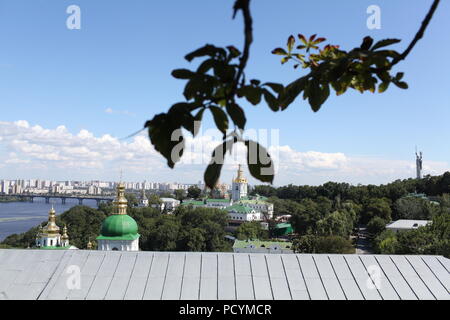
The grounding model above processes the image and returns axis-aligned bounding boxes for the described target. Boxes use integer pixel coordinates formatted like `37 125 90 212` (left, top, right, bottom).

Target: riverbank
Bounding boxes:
0 197 26 203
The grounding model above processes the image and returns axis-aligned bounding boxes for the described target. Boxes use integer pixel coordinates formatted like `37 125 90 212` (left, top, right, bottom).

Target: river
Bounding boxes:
0 199 98 242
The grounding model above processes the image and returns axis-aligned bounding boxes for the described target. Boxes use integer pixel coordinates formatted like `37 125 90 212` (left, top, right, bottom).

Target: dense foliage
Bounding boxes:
254 172 450 256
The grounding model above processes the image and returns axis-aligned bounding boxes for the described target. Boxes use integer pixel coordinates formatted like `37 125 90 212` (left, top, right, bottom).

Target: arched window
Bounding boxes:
112 247 119 251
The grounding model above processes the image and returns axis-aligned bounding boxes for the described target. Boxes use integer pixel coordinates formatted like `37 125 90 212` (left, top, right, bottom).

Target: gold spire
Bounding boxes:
233 164 247 184
113 182 128 215
61 225 69 240
42 206 60 235
87 238 93 250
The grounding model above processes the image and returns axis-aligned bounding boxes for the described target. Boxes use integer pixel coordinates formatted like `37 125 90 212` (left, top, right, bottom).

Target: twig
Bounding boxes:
392 0 440 66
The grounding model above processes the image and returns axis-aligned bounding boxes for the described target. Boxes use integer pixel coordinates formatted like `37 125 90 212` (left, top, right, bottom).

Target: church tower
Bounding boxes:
35 207 71 249
232 164 248 201
139 186 149 207
96 182 140 251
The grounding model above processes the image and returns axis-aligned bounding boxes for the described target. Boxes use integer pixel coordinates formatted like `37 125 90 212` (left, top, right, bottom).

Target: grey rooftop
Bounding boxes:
0 249 448 300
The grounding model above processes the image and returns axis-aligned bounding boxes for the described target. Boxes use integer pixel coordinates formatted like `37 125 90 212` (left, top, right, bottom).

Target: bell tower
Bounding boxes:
232 164 248 201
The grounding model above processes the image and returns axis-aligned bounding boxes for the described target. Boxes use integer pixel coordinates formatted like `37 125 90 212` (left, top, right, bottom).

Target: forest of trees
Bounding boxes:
253 172 450 256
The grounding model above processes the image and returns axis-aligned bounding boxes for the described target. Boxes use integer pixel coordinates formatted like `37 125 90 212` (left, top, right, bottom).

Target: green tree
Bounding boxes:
174 189 186 201
293 235 354 254
361 198 392 224
366 217 387 236
235 221 265 240
187 185 202 199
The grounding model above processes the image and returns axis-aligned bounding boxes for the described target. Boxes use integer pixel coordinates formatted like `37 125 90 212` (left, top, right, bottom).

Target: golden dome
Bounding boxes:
42 206 61 235
233 164 248 184
113 182 128 215
61 225 69 240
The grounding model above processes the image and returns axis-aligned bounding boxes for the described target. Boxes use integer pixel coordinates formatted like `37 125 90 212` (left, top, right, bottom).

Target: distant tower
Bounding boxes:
87 239 93 250
61 225 69 247
140 186 149 207
96 182 140 251
232 164 248 201
416 150 423 179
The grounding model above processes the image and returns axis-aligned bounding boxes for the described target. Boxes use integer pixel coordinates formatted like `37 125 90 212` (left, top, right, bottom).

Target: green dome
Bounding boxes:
99 215 139 238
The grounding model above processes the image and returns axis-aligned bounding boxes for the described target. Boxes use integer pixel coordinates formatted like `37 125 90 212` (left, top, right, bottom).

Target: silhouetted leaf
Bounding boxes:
262 89 279 111
226 103 246 130
272 48 287 55
172 69 195 79
210 106 229 134
245 140 274 184
371 39 401 51
204 140 234 189
280 76 308 109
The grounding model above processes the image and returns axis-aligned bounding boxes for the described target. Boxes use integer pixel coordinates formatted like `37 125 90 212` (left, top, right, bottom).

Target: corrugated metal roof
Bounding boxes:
0 249 448 300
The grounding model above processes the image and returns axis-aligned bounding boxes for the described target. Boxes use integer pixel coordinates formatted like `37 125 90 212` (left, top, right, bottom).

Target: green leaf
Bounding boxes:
371 39 401 51
395 72 404 81
204 140 234 189
209 106 229 135
287 35 295 53
394 81 408 89
271 48 287 55
245 140 274 184
378 81 390 93
226 103 246 130
172 69 195 79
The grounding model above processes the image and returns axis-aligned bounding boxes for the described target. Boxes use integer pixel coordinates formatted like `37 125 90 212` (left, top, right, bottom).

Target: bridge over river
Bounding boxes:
5 194 114 206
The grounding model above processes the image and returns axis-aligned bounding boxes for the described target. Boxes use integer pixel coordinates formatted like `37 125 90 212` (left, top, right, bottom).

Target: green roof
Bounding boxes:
275 223 292 229
226 204 254 214
97 214 139 241
206 199 231 203
181 200 205 206
238 199 270 205
233 240 293 249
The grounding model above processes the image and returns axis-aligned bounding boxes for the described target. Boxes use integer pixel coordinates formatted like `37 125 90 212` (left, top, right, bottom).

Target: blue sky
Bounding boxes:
0 0 449 185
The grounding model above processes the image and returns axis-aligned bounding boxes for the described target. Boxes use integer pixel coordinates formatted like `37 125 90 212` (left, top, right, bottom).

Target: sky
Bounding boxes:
0 0 449 186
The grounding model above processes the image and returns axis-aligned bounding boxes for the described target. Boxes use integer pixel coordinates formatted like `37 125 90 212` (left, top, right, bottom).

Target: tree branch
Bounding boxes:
392 0 440 66
231 0 253 97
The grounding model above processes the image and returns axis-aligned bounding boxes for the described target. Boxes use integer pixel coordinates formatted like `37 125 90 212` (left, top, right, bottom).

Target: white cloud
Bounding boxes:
0 120 449 185
104 108 136 117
